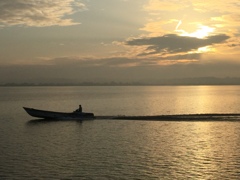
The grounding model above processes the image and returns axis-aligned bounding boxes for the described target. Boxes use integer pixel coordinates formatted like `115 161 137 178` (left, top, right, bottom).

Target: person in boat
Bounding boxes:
74 105 82 113
78 105 82 112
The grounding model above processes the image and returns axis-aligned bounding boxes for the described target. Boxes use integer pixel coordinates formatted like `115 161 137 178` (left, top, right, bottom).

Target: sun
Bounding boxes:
176 25 215 53
189 25 215 38
180 25 215 39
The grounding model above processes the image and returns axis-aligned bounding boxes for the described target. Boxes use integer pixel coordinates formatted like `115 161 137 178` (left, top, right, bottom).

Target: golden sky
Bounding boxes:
0 0 239 83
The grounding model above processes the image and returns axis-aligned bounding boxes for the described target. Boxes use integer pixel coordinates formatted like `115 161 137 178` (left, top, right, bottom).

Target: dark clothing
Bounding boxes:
79 105 82 112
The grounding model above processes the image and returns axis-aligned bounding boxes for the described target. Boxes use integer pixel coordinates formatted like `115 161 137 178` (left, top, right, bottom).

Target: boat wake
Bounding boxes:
96 113 240 121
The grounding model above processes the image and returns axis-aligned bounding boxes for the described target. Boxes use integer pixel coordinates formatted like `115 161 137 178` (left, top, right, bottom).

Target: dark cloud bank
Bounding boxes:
126 34 230 55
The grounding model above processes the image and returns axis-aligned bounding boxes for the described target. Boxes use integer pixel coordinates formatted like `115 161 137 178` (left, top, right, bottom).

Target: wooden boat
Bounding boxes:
23 107 95 120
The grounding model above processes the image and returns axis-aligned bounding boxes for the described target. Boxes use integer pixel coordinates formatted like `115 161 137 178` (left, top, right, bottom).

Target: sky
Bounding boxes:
0 0 240 84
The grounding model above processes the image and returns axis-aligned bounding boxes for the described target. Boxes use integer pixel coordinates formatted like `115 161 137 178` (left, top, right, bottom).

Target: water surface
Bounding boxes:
0 86 240 179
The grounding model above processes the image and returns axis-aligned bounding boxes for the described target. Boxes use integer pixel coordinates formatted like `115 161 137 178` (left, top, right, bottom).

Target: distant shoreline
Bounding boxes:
1 77 240 86
0 84 240 87
1 83 240 87
1 84 240 86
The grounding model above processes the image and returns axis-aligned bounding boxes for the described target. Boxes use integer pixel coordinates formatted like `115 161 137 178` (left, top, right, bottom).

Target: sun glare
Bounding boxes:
176 25 215 53
198 46 211 52
180 25 215 39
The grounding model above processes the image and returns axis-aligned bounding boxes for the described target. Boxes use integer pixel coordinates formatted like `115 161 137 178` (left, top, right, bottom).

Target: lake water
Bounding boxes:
0 86 240 179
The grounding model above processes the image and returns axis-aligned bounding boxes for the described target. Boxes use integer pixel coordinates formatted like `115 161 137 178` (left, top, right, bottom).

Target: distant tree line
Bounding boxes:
1 77 240 86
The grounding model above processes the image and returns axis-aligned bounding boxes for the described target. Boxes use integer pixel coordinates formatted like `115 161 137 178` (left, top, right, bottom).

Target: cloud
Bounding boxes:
144 0 190 12
191 0 240 13
43 56 141 67
33 52 203 70
0 0 86 27
126 34 230 56
142 1 240 38
144 0 240 14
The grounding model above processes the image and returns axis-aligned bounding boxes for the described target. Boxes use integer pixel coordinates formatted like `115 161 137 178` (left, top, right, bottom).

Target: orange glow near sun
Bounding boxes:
177 25 215 53
180 25 215 39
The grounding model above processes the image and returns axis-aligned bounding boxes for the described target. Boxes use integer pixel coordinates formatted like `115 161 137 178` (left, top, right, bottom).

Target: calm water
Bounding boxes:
0 86 240 179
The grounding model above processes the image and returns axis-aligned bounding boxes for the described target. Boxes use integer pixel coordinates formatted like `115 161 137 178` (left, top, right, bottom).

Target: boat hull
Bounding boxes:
23 107 95 120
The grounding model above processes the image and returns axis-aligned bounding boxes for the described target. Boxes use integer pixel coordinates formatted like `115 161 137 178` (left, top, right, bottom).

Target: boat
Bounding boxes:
23 107 95 120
